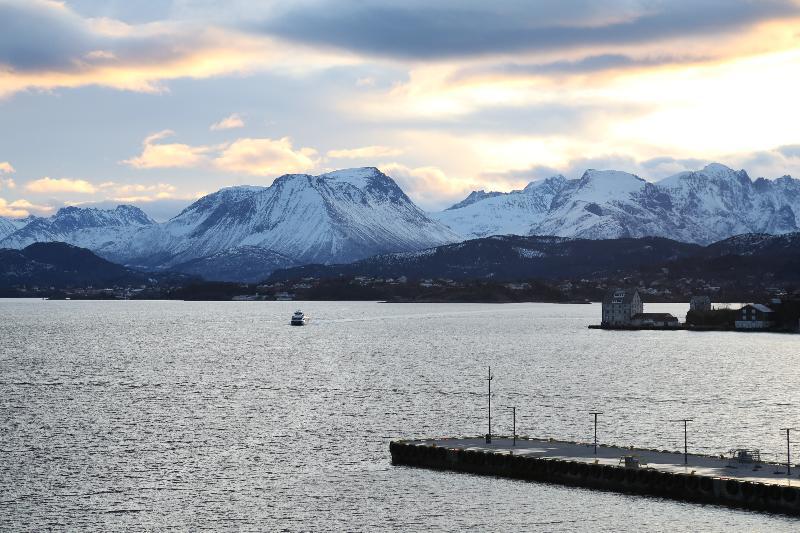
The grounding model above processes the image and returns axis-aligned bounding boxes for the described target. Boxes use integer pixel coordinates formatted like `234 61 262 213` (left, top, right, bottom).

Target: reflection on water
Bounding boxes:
1 299 798 531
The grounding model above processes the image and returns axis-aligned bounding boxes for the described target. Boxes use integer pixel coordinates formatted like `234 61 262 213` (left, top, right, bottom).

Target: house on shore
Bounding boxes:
601 288 643 326
735 304 776 330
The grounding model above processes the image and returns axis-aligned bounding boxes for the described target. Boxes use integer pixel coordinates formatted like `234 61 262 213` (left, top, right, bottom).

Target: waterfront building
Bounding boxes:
601 288 643 326
734 304 775 330
689 295 711 312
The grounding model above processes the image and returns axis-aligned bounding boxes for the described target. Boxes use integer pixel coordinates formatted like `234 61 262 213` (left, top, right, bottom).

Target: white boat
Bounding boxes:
290 310 308 326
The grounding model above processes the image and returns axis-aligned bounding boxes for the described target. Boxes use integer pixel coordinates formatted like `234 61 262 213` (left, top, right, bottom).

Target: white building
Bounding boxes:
602 288 643 326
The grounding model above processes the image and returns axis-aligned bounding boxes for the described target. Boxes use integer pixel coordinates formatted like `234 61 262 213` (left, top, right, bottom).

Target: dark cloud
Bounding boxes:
0 1 217 73
0 2 93 71
258 0 800 60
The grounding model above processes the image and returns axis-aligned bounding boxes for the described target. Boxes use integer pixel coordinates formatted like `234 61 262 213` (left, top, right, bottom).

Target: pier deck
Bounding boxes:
390 437 800 516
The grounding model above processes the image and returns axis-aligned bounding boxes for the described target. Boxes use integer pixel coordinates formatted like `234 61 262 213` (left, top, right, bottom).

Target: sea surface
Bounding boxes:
1 299 799 531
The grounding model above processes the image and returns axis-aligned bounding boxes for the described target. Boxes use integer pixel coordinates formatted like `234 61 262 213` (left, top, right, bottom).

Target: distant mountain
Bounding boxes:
0 168 458 280
99 167 459 274
4 164 800 283
434 163 800 244
0 215 37 241
0 242 184 288
0 205 155 250
269 235 703 282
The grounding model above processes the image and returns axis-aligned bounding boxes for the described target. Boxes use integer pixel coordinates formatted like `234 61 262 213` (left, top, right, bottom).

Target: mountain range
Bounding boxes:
1 163 799 282
434 163 800 244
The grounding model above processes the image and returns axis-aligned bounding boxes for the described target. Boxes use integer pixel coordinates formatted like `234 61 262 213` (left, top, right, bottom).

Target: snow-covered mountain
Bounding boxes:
0 205 155 250
434 163 800 244
0 215 35 241
0 168 458 280
101 168 459 274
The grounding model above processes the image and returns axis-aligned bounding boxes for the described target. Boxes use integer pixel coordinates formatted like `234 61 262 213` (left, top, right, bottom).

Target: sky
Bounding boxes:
2 0 800 220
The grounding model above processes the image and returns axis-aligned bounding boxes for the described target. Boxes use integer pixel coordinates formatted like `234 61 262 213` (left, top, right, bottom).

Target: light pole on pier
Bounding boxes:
780 428 798 476
486 366 494 444
589 411 603 456
669 418 693 465
511 406 517 446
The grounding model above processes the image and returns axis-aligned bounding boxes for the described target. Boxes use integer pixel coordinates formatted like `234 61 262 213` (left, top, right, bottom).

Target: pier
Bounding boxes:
390 437 800 516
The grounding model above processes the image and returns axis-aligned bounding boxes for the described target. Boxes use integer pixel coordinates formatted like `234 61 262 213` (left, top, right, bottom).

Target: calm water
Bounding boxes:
1 299 799 531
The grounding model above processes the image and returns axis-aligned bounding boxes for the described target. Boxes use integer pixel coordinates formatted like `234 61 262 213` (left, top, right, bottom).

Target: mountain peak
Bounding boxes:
446 190 504 210
52 204 154 225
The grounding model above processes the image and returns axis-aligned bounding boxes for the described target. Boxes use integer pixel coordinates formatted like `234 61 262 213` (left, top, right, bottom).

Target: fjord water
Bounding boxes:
1 300 799 531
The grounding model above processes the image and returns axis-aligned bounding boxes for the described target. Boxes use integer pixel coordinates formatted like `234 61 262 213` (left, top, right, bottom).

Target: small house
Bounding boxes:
602 288 643 326
735 304 775 330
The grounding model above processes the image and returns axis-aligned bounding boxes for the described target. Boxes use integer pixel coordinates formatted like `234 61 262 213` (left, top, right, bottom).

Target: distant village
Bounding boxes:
597 288 800 333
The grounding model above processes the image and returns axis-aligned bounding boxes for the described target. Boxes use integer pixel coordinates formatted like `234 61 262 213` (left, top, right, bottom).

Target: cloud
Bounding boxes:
260 0 800 60
450 53 708 82
25 176 98 194
379 162 479 210
89 181 181 203
210 113 245 131
0 0 355 97
0 197 53 217
0 163 15 190
327 145 403 159
122 131 319 176
123 130 211 168
215 137 318 176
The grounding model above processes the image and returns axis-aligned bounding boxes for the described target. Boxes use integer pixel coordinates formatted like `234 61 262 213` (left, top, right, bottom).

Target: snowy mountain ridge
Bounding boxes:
0 205 155 251
434 163 800 244
0 168 459 280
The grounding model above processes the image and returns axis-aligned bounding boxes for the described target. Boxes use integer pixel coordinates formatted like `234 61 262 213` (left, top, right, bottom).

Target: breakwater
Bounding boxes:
390 438 800 516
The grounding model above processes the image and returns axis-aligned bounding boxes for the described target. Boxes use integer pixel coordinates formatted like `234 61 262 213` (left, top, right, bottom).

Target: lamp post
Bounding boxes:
669 418 693 465
589 411 603 455
511 406 517 446
780 428 797 476
486 366 494 444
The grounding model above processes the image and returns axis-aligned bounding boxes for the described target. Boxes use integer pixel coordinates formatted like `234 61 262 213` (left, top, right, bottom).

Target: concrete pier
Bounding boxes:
390 437 800 516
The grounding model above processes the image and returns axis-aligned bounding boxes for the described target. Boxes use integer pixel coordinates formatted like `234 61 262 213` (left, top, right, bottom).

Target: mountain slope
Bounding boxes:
0 215 37 241
103 167 460 271
0 242 177 288
170 246 296 283
269 234 703 281
435 164 800 244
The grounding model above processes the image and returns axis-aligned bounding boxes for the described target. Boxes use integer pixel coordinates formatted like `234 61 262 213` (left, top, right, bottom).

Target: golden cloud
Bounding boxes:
123 131 318 176
379 162 479 210
0 197 53 217
123 130 212 169
215 137 318 176
210 113 245 131
25 177 97 194
327 145 403 159
0 162 15 174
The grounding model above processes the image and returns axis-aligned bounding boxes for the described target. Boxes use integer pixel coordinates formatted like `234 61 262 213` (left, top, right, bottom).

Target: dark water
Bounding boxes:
1 299 799 531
